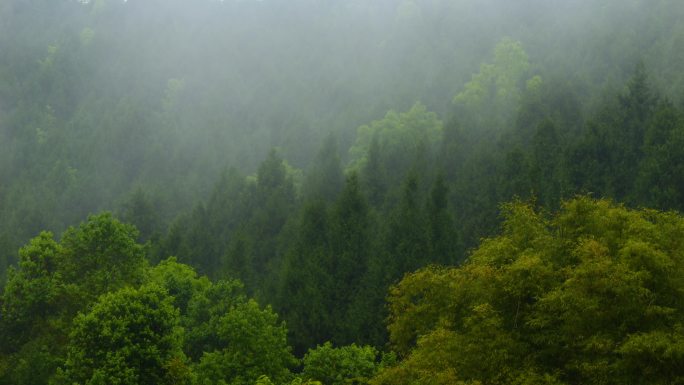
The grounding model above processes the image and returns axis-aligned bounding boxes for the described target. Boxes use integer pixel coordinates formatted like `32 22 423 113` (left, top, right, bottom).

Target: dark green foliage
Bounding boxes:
633 102 684 210
278 200 334 354
120 187 161 244
158 151 296 294
529 119 563 209
304 136 345 203
328 174 373 344
249 150 297 291
362 136 387 207
426 174 460 265
385 174 429 279
499 147 532 202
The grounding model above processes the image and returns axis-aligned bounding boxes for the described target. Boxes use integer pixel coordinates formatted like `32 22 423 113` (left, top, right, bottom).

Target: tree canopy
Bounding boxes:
375 197 684 385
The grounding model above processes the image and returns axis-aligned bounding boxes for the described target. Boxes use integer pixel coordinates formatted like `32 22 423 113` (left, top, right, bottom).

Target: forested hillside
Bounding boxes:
2 0 684 384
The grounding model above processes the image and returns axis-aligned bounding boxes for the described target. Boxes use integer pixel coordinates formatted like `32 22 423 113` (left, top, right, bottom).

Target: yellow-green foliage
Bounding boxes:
374 197 684 385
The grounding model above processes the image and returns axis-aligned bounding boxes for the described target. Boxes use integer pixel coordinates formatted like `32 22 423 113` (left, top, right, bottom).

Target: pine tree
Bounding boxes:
277 201 333 354
329 173 371 344
426 174 460 265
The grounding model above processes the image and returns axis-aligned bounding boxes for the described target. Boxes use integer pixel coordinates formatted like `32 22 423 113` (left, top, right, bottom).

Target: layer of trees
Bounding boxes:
3 0 684 384
153 54 684 355
4 197 684 384
2 0 684 278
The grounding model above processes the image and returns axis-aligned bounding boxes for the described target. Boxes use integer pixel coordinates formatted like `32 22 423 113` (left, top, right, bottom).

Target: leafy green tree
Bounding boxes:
146 257 296 384
146 256 212 315
374 197 684 385
59 212 146 300
514 76 582 148
454 37 532 132
194 298 295 385
54 284 190 385
0 232 66 348
302 342 381 385
0 213 147 385
348 103 443 191
566 117 612 196
0 232 74 385
178 275 296 385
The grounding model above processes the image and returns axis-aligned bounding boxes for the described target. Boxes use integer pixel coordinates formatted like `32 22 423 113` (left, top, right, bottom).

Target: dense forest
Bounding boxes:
2 0 684 384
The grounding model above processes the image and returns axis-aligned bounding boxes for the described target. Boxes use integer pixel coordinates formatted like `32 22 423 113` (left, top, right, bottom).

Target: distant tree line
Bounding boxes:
2 0 684 280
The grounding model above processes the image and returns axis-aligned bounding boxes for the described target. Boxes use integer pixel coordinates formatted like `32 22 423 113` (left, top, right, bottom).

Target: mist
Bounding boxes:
2 0 684 382
1 0 683 303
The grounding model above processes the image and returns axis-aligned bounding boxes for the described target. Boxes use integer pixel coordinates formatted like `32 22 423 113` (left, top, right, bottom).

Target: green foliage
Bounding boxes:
454 37 533 131
304 136 344 203
328 174 373 344
348 103 442 192
255 375 322 385
375 197 684 385
55 284 189 385
1 232 66 347
279 173 376 351
278 200 334 353
2 237 294 385
302 342 380 385
120 186 162 244
181 275 296 385
194 299 295 385
634 101 684 210
146 257 212 314
192 296 295 385
59 212 146 299
0 213 146 385
383 174 429 280
426 173 460 265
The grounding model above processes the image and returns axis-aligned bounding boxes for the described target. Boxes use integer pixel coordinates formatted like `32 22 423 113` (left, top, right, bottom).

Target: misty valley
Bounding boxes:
2 0 684 384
